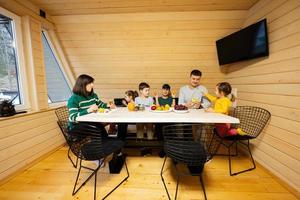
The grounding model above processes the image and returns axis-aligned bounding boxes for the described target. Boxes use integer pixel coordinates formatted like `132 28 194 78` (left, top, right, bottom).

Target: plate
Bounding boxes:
173 109 189 113
149 109 172 113
98 108 112 114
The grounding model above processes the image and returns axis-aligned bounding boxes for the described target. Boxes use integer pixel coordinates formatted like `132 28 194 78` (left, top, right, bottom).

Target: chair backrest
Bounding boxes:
67 123 106 161
55 106 71 143
163 124 220 166
173 97 179 105
55 106 114 161
233 106 271 138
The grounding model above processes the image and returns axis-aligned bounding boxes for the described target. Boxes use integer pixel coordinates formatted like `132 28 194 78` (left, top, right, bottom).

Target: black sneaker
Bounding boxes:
158 150 166 158
140 147 152 156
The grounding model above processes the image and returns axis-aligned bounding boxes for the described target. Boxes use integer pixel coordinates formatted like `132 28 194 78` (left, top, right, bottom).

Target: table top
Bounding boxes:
77 107 240 124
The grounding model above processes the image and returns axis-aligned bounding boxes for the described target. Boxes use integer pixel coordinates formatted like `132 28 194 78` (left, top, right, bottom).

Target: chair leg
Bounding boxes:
94 169 97 200
212 132 237 157
174 173 180 200
101 157 130 200
228 142 233 176
160 157 182 200
235 142 238 156
160 157 171 200
72 159 102 198
229 140 256 176
68 147 78 168
199 173 207 200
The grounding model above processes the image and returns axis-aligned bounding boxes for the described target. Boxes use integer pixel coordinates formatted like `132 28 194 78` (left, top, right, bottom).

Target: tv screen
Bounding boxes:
216 19 269 65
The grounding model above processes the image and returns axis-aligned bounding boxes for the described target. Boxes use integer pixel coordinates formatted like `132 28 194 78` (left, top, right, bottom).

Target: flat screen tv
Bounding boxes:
216 19 269 65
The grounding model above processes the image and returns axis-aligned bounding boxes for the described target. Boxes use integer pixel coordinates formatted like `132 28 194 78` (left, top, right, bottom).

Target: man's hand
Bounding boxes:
186 101 201 109
185 102 194 109
193 102 201 109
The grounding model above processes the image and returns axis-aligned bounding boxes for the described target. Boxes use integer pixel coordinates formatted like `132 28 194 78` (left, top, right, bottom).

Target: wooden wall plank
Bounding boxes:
53 11 245 100
226 0 300 192
0 2 66 183
0 110 64 182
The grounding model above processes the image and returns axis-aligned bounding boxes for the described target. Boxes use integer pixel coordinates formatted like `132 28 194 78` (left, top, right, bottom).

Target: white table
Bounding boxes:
77 107 239 124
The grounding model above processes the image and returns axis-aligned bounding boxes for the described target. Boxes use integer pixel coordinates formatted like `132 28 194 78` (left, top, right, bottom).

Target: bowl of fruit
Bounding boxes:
174 104 189 113
150 104 171 113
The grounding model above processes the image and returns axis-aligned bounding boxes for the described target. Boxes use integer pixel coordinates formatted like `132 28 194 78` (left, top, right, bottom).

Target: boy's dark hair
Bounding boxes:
162 84 171 90
125 90 139 100
139 82 150 91
190 69 202 77
73 74 94 97
217 82 235 101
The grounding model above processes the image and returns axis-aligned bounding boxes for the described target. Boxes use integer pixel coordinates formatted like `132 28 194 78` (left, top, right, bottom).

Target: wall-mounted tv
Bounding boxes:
216 19 269 65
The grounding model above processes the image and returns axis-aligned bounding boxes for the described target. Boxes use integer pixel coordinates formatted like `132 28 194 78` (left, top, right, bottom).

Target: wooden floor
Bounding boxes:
0 146 298 200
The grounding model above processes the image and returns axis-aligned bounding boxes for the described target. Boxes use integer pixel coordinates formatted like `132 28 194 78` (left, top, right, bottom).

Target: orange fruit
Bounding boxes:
127 102 135 111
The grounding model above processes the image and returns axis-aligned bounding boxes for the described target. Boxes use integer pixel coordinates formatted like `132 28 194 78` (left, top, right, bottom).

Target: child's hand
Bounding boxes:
122 99 127 106
154 91 158 98
88 104 98 113
171 91 176 98
205 107 215 113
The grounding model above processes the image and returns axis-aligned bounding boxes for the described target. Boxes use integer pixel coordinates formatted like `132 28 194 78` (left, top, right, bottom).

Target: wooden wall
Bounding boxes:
23 16 49 111
53 11 246 100
225 0 300 192
0 111 64 183
0 1 65 183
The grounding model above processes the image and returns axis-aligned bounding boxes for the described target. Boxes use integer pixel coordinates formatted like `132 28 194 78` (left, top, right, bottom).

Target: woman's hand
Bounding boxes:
88 104 98 113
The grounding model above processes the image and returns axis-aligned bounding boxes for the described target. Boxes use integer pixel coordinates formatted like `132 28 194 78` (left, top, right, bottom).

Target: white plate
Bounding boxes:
98 108 113 114
173 109 189 113
149 109 172 113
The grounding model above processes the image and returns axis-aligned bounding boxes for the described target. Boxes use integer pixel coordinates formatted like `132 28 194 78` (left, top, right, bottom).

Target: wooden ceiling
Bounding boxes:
29 0 259 15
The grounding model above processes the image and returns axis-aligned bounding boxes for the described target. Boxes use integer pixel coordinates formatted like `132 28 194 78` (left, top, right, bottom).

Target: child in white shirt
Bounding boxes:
135 82 154 139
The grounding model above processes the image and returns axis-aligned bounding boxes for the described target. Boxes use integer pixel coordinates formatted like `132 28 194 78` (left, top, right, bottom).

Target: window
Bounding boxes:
42 31 72 103
0 14 22 105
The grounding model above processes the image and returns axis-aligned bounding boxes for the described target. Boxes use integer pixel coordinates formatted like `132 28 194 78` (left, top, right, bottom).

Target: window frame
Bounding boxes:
41 29 72 107
0 7 29 111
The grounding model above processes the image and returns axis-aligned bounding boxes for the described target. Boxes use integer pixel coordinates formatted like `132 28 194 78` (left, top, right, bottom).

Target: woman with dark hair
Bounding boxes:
67 74 126 168
67 74 115 131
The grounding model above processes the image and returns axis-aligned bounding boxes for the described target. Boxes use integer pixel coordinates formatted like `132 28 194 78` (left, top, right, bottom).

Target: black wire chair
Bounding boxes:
217 106 271 176
55 106 129 199
55 106 78 168
161 124 221 200
68 122 129 200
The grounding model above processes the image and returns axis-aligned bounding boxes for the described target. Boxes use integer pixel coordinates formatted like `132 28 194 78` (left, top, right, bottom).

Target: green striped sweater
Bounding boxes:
67 93 108 129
